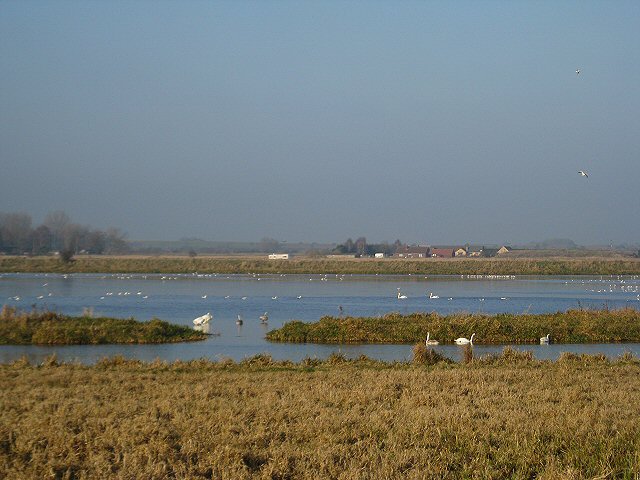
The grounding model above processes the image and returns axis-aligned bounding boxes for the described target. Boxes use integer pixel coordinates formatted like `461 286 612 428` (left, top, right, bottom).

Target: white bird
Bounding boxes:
455 333 475 345
201 295 207 299
236 315 243 325
272 296 278 300
425 332 439 346
428 292 439 299
193 312 213 326
578 170 588 177
297 295 302 299
259 312 269 323
397 291 407 299
540 333 550 344
576 68 581 75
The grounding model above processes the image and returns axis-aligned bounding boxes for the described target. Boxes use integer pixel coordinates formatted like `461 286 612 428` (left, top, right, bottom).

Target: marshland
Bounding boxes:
1 352 640 479
2 255 640 276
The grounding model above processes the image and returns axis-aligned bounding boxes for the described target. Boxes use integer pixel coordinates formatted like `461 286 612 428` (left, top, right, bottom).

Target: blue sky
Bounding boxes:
1 1 639 244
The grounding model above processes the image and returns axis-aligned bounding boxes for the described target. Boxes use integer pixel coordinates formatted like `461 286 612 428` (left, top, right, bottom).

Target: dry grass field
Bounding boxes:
2 353 640 479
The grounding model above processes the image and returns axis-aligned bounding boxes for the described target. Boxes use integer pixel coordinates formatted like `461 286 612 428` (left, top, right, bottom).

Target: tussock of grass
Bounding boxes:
2 255 640 275
1 355 639 478
0 306 205 344
267 308 640 344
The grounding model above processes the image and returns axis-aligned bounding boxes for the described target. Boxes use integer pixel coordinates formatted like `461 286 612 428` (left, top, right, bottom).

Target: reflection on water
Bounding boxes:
0 272 639 364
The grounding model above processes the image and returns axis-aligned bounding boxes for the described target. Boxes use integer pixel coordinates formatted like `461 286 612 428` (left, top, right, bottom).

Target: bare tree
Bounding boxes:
43 211 71 252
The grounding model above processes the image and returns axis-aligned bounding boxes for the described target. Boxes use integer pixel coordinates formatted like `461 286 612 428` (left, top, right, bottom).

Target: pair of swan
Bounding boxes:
425 332 475 345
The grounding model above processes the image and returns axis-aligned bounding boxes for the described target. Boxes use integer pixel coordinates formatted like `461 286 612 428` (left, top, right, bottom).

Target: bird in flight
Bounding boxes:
576 68 581 75
578 170 588 178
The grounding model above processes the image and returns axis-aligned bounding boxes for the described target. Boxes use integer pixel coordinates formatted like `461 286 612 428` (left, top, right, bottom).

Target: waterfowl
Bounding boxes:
540 333 550 344
425 332 439 346
455 333 475 345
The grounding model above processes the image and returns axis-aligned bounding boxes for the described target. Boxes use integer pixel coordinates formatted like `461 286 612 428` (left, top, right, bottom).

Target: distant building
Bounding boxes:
396 245 431 258
481 248 499 258
268 253 290 260
374 252 385 258
326 254 356 259
497 246 512 255
430 248 454 258
454 248 467 257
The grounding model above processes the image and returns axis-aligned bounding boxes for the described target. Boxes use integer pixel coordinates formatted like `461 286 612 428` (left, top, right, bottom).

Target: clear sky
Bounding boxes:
1 1 639 245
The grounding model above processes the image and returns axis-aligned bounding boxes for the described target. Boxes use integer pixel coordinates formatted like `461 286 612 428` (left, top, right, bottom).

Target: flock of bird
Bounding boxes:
424 332 552 347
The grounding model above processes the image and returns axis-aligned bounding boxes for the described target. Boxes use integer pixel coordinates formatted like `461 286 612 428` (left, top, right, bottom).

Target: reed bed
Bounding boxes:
1 353 639 479
0 306 205 345
266 308 640 344
2 255 640 275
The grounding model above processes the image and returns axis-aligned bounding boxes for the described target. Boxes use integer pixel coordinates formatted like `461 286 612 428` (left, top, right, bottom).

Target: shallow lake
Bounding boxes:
1 272 639 363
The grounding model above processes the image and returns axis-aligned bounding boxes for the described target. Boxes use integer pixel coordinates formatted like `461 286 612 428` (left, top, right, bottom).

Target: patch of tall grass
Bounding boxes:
0 306 205 344
1 355 639 478
266 308 640 344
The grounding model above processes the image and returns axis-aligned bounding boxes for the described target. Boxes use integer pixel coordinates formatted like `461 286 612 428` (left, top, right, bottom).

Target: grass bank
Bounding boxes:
0 307 205 345
1 353 639 478
2 255 640 275
266 308 640 344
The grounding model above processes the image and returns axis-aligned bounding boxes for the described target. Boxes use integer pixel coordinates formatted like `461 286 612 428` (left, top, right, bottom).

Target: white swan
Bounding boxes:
193 312 212 326
259 312 269 323
397 291 408 299
455 333 475 345
425 332 439 346
428 292 439 299
540 333 550 344
236 314 243 325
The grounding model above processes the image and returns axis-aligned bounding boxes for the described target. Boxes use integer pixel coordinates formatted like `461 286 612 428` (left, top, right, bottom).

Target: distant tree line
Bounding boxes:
332 237 402 256
0 211 128 256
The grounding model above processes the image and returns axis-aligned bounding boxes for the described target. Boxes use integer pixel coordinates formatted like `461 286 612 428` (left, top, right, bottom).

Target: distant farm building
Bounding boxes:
454 248 467 257
431 248 454 258
374 253 385 258
268 253 290 260
497 246 512 255
396 245 431 258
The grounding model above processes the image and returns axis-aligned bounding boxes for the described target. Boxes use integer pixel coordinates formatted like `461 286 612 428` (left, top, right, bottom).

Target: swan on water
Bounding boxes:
397 288 407 299
259 312 269 323
540 333 550 344
428 292 439 299
425 332 439 346
193 312 213 326
236 314 243 325
455 333 475 345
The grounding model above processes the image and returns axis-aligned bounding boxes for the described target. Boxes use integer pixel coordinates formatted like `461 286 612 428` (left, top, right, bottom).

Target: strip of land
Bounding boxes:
1 353 639 478
266 308 640 344
0 307 205 344
1 254 640 275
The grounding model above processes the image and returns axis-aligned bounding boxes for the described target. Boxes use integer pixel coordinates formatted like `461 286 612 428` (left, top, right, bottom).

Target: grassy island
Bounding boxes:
0 307 205 345
266 308 640 344
1 353 639 478
1 254 640 275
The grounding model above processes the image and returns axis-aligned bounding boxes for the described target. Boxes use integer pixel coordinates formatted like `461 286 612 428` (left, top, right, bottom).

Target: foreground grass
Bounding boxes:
0 307 205 345
266 308 640 344
2 255 640 275
1 353 639 479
